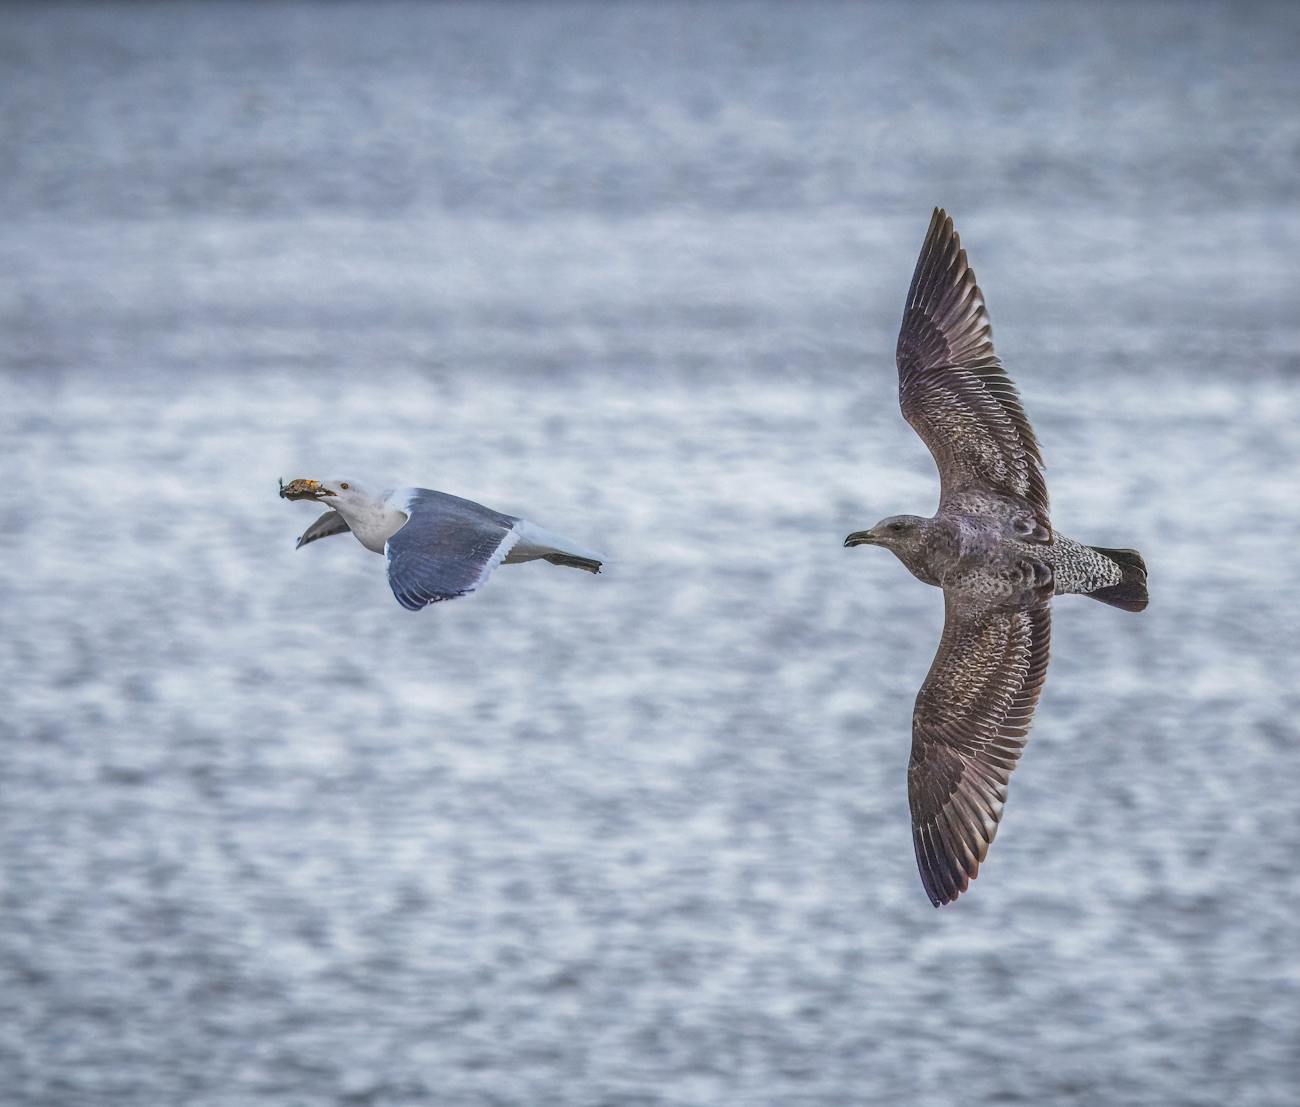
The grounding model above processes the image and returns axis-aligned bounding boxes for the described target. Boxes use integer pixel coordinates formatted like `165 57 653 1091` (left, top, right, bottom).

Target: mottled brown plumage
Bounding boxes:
845 209 1148 906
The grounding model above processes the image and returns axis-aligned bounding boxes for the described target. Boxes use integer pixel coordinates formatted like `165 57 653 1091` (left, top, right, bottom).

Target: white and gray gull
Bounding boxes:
844 209 1148 907
280 479 603 610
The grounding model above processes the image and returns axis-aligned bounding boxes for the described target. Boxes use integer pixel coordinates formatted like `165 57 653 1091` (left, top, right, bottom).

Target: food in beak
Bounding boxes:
279 478 332 501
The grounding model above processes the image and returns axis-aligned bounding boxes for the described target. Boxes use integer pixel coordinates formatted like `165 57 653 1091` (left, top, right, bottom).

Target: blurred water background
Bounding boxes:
2 2 1299 1104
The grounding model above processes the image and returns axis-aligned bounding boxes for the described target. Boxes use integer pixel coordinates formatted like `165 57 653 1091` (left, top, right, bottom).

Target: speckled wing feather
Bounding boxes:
908 595 1051 906
295 509 351 549
385 489 520 611
896 209 1050 537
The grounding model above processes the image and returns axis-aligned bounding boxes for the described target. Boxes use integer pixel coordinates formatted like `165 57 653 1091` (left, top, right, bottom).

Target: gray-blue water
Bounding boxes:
2 2 1299 1104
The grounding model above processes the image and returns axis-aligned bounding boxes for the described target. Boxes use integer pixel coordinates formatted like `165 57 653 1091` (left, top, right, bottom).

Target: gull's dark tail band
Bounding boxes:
1087 547 1148 612
542 553 603 574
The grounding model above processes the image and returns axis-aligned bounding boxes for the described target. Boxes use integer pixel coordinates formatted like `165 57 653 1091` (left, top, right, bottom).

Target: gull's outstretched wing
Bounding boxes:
908 594 1051 906
296 509 351 549
384 489 520 611
896 208 1050 537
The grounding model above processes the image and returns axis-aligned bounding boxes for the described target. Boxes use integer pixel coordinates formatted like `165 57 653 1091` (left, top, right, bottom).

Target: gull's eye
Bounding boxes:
890 522 905 532
340 482 349 490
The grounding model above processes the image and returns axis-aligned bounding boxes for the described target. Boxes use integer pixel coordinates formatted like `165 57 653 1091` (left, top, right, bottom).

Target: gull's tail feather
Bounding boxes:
542 552 603 574
1087 547 1148 612
505 519 605 574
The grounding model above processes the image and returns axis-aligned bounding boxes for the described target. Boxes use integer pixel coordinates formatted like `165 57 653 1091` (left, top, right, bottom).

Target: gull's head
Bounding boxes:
278 477 370 509
844 514 928 552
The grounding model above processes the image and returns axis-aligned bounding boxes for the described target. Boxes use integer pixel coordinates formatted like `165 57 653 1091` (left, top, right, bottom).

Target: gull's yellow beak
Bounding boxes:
279 478 334 501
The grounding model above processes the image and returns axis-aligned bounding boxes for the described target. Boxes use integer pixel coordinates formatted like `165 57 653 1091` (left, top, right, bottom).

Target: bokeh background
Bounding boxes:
3 2 1299 1104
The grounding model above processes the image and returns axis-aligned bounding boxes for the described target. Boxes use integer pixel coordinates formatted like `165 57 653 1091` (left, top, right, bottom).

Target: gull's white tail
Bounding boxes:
505 520 604 574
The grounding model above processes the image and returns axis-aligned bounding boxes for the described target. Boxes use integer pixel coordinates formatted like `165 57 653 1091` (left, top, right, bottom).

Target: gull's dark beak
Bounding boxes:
280 477 334 502
844 530 877 548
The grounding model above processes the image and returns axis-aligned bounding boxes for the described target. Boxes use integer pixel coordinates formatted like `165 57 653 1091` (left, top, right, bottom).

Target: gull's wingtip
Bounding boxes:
925 205 955 243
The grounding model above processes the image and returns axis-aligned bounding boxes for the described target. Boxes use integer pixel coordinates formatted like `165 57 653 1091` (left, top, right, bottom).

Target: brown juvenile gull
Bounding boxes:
280 478 602 610
844 209 1148 907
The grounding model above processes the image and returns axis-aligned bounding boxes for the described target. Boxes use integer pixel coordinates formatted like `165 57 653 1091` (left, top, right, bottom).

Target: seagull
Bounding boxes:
280 478 603 610
844 209 1148 907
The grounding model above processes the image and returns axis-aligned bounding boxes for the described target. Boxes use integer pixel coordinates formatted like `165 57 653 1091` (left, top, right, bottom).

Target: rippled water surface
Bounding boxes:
2 3 1299 1105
